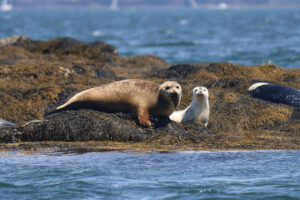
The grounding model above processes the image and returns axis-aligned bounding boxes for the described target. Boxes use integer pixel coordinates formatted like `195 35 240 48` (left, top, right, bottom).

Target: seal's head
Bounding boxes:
159 81 182 108
193 86 209 101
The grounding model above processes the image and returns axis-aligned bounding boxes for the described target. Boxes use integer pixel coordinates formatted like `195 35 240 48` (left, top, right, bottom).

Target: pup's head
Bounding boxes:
192 86 209 101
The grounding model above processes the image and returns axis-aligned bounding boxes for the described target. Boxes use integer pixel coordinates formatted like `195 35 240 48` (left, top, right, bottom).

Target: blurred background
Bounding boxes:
1 0 300 68
4 0 300 9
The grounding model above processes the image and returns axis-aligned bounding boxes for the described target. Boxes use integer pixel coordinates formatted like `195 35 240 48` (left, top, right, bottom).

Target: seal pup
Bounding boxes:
169 86 210 127
248 82 300 107
52 79 182 126
0 117 15 127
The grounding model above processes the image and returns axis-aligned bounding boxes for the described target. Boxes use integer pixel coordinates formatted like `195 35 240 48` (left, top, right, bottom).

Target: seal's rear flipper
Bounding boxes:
44 106 67 117
44 102 88 117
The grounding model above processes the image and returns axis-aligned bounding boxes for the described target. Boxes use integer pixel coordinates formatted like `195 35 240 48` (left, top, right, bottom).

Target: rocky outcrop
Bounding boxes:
0 36 300 150
0 35 31 47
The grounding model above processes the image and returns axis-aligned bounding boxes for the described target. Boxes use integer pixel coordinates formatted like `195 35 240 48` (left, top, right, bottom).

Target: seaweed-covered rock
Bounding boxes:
0 35 31 47
1 110 207 145
146 63 209 79
2 36 118 57
0 36 300 150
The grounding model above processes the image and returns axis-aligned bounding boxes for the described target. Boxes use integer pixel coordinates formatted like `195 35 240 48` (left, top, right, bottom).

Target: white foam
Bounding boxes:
218 3 228 10
248 82 270 91
179 19 190 25
92 30 103 37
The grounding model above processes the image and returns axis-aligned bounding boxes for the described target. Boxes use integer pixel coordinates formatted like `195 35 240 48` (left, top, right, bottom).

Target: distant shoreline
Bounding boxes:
7 6 300 9
5 3 300 10
4 0 300 10
4 6 300 11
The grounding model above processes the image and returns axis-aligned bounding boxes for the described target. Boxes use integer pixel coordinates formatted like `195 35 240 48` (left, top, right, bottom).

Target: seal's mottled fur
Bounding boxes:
55 79 182 126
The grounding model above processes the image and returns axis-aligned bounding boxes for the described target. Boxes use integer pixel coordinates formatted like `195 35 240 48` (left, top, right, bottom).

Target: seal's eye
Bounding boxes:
165 86 170 90
194 89 198 92
176 86 180 89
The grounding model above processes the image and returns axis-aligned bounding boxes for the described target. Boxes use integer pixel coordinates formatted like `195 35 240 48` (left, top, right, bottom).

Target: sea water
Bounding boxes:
1 8 300 199
0 9 300 68
0 150 300 199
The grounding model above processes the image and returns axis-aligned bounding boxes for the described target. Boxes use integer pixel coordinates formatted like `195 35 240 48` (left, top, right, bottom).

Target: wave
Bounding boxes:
0 182 18 188
144 40 201 47
92 30 103 37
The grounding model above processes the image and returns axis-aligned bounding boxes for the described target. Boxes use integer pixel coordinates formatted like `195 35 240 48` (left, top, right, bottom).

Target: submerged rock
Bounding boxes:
0 36 300 150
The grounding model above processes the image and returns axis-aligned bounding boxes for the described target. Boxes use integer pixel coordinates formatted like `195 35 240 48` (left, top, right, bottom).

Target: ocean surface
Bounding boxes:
1 8 300 199
0 9 300 68
1 150 300 199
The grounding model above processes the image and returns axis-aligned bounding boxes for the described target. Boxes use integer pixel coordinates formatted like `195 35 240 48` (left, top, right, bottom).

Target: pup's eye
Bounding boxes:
176 86 180 89
165 86 170 90
194 89 198 92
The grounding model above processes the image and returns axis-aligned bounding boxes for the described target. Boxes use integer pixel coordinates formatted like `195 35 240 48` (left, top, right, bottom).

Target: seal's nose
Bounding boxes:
196 91 204 96
170 92 178 98
169 92 180 106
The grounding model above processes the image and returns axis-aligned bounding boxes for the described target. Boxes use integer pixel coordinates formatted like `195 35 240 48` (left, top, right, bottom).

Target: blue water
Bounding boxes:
1 9 300 68
1 150 300 199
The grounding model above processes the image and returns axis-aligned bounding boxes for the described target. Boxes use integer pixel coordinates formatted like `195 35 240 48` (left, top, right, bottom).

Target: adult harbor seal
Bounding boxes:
169 86 210 127
52 79 182 126
248 82 300 107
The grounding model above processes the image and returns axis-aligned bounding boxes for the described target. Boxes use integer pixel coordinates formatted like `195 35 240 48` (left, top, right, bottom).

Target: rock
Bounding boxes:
0 35 31 47
0 127 20 143
0 117 16 127
113 55 170 79
146 63 209 79
33 37 118 57
94 66 118 80
9 110 205 145
0 36 300 150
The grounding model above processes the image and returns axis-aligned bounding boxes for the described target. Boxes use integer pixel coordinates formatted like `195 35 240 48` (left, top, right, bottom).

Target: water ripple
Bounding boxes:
2 151 299 199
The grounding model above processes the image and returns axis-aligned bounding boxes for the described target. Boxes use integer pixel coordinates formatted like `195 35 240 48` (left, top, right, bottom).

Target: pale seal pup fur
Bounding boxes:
169 86 210 127
53 79 182 126
248 82 300 107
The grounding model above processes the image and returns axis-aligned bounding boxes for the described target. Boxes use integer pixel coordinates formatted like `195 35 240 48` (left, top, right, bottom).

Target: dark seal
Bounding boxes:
248 82 300 107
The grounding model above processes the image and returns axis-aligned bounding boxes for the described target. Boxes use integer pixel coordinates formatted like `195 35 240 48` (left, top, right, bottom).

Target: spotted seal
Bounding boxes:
52 79 182 126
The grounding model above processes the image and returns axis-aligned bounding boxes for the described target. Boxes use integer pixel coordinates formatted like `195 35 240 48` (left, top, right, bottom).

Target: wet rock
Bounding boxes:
19 110 204 145
0 127 20 143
